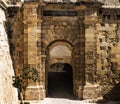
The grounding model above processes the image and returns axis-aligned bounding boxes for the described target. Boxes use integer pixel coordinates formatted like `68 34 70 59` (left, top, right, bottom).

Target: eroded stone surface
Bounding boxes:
0 7 18 104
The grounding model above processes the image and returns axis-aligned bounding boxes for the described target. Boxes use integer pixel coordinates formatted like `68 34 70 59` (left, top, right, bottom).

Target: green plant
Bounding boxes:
24 102 30 104
12 67 39 104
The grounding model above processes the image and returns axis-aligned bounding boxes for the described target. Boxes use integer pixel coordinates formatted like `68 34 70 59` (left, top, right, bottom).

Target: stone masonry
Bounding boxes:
0 0 18 103
5 0 120 102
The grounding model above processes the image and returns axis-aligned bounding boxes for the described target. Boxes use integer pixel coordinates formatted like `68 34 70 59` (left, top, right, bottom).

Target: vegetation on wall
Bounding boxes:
12 67 39 104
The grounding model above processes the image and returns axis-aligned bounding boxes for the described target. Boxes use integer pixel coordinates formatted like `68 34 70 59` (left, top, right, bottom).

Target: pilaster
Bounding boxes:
23 2 46 100
72 7 85 100
83 5 100 99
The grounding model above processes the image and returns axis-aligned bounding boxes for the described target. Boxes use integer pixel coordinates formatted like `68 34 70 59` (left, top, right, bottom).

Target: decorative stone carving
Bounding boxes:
53 25 70 39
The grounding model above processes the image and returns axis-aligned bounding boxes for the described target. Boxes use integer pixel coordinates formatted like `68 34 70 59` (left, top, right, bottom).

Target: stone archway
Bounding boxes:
47 41 72 65
45 41 73 98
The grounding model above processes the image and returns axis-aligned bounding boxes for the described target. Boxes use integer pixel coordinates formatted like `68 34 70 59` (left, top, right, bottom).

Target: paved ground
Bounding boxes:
26 98 120 104
40 98 94 104
27 98 95 104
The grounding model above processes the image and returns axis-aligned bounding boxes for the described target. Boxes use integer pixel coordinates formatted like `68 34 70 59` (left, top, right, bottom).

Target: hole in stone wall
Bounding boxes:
47 63 73 99
117 15 120 20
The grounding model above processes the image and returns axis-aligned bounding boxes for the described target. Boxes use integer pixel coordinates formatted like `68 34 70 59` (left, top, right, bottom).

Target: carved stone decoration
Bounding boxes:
53 25 70 39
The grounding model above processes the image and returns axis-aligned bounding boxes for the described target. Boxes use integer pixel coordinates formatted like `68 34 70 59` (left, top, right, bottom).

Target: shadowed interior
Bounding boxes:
47 63 73 99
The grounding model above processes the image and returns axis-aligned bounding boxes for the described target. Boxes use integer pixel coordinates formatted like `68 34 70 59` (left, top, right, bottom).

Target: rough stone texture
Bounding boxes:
96 8 120 100
7 6 24 77
0 5 18 104
6 0 120 102
98 0 120 6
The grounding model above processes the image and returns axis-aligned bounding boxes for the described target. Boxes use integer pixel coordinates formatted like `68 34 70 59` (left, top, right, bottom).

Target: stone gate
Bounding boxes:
7 0 120 101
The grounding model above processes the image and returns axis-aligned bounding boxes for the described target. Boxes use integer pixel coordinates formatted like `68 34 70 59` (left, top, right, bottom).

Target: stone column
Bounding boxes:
0 2 18 104
83 6 100 99
23 2 43 100
23 2 46 100
73 6 85 100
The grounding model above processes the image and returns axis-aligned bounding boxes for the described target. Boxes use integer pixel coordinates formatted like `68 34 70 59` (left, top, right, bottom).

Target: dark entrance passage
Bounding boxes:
47 63 73 99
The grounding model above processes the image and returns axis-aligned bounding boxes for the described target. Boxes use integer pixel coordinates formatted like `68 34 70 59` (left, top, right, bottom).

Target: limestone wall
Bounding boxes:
96 8 120 100
7 6 24 76
0 7 18 104
98 0 120 6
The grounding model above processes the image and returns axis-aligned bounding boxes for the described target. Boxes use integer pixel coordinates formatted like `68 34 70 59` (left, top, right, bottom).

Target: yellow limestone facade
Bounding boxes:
5 0 120 101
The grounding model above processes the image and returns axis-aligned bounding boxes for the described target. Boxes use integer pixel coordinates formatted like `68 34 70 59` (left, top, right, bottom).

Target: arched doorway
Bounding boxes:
45 41 73 98
47 63 73 98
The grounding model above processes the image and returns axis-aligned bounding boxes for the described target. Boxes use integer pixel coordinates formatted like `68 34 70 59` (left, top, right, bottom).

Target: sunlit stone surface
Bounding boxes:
0 5 18 104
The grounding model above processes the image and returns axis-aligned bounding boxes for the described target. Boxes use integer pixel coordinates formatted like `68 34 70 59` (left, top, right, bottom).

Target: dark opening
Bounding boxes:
47 63 73 99
117 15 120 20
43 11 78 16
